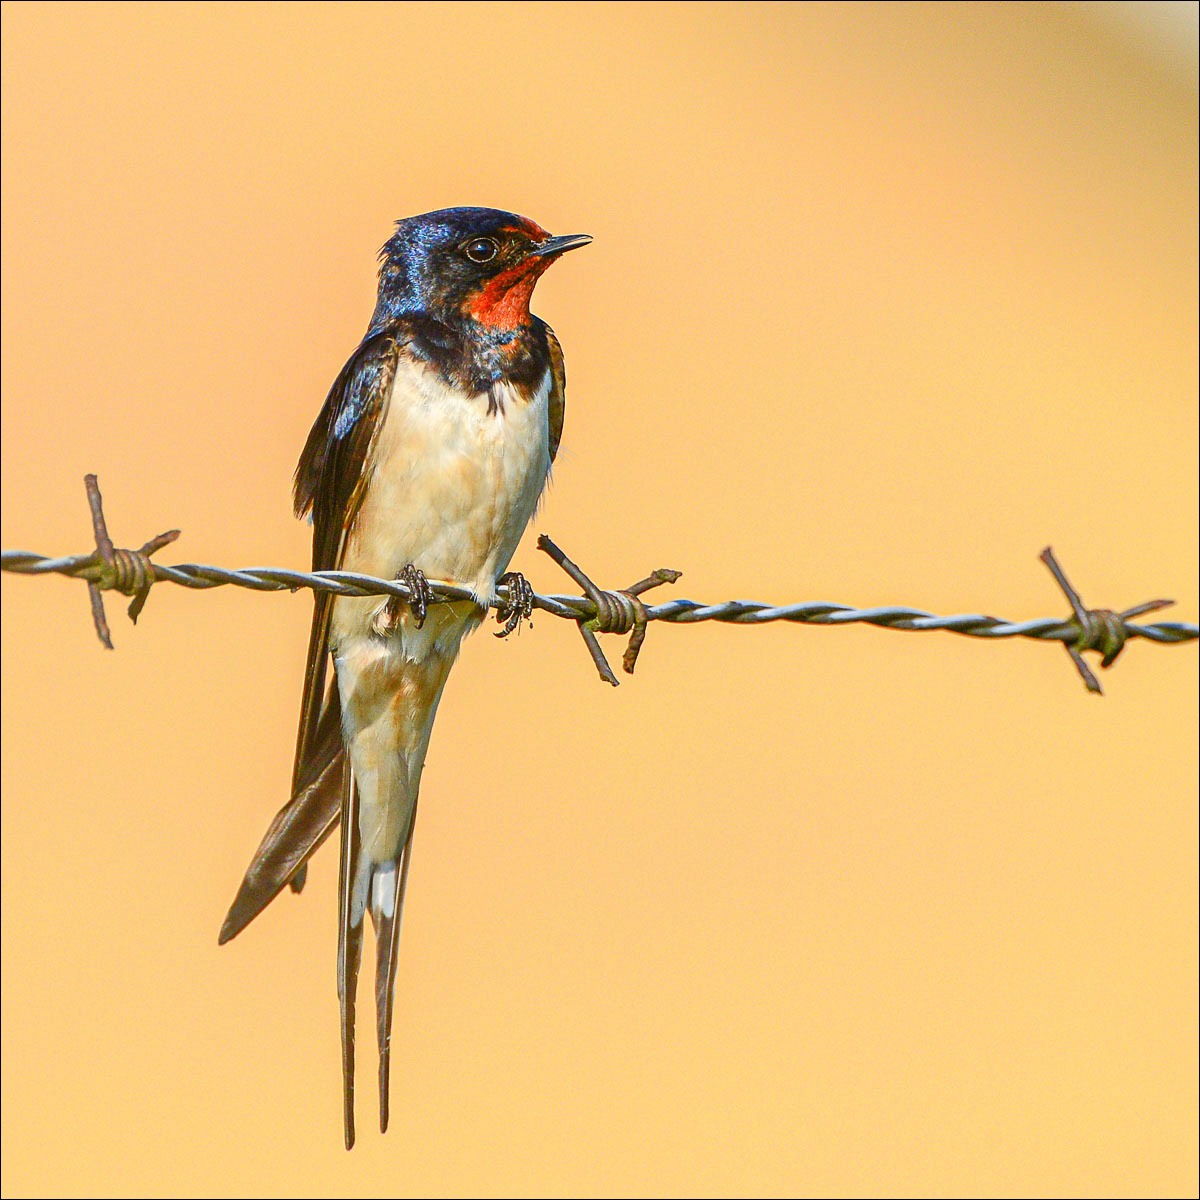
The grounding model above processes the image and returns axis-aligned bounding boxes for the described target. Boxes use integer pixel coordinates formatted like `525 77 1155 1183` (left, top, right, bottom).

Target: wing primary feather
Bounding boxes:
292 596 334 794
220 331 402 942
217 689 344 944
217 754 341 942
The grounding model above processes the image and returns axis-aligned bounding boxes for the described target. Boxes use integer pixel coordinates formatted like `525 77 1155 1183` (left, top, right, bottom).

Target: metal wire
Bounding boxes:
0 476 1195 693
5 546 1195 639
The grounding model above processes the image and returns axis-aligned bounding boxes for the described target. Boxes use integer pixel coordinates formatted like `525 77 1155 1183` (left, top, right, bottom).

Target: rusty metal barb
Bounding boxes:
1 476 1195 692
1038 546 1175 695
81 474 179 648
535 534 681 685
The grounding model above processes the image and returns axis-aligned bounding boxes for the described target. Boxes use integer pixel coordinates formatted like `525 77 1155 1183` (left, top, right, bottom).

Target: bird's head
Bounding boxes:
373 207 591 332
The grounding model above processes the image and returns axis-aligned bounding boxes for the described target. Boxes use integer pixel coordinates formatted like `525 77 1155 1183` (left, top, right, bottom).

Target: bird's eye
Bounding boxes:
463 237 499 263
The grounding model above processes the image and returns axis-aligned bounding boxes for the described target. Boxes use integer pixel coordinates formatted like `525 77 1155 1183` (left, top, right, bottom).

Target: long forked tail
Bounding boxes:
338 763 364 1150
371 798 419 1135
338 768 420 1149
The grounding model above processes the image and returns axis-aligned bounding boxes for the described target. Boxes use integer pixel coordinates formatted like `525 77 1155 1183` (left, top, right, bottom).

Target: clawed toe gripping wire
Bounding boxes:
1 475 1195 694
493 571 536 639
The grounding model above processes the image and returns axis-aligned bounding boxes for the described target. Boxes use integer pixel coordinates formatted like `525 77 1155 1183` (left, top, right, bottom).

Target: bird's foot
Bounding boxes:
494 571 534 638
385 563 432 630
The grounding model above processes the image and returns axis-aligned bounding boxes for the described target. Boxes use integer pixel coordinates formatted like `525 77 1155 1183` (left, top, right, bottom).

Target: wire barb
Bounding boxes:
536 534 682 685
1038 546 1175 695
81 475 180 648
1 476 1195 691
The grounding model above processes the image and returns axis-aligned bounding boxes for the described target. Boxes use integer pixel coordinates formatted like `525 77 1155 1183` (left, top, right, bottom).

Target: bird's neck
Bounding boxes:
395 311 549 398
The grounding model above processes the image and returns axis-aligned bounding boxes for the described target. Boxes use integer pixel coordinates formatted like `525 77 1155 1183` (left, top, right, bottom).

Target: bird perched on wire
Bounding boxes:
217 207 591 1148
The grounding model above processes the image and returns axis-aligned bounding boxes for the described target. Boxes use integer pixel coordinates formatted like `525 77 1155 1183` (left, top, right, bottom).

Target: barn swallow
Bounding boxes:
218 208 590 1148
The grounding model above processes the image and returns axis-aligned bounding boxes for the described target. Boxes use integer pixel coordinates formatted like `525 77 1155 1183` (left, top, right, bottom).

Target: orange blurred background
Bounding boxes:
2 3 1196 1195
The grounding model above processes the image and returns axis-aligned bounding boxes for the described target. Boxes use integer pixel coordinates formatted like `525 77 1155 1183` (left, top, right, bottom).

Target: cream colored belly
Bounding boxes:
331 358 551 657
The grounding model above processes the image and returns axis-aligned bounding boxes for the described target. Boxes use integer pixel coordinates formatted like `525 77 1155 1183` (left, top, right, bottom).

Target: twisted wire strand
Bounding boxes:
3 549 1195 646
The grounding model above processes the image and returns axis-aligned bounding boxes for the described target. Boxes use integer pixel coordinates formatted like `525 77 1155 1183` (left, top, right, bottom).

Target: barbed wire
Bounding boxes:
2 476 1196 694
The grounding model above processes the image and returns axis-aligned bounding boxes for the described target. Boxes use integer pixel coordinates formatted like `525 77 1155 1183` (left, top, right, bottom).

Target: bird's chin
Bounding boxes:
465 259 549 328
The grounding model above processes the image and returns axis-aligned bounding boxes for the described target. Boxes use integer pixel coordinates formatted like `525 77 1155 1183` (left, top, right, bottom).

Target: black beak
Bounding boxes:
533 233 593 258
